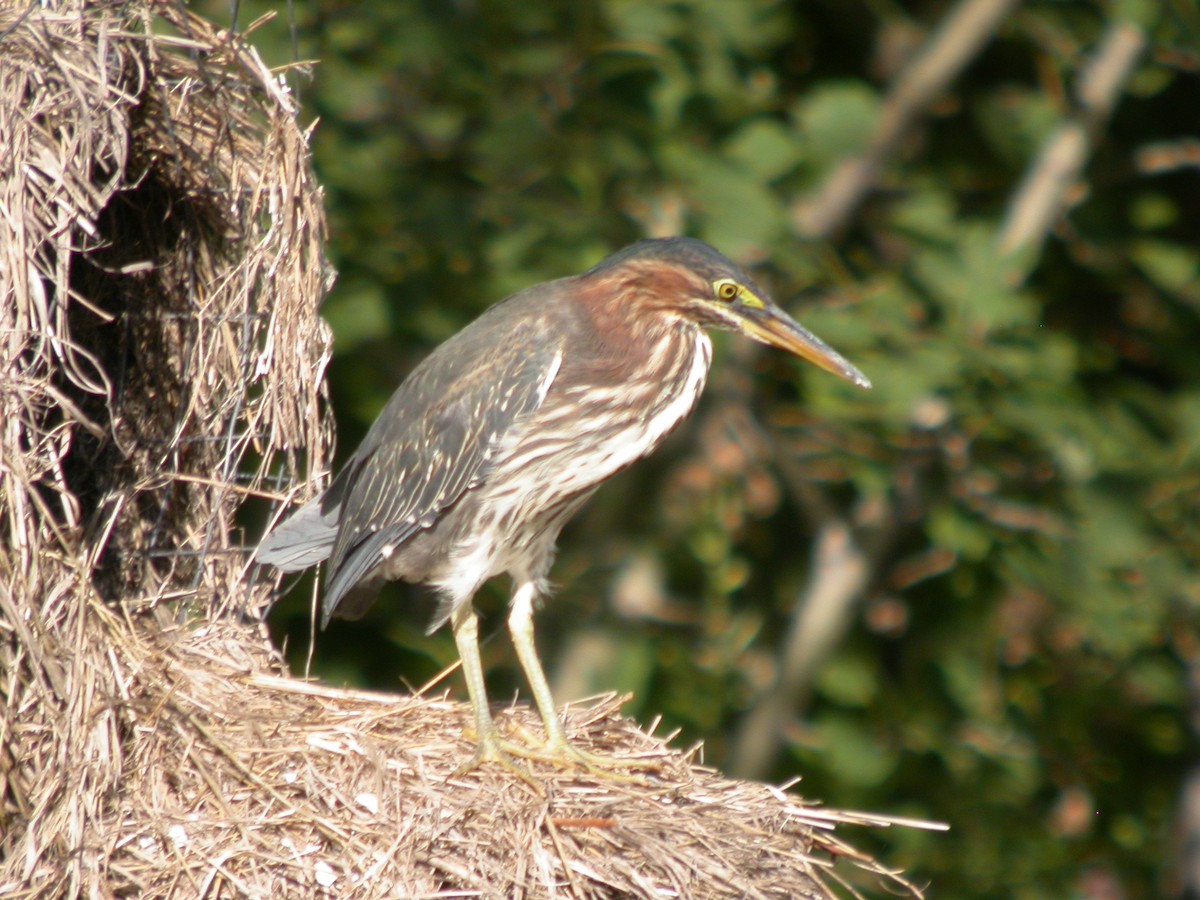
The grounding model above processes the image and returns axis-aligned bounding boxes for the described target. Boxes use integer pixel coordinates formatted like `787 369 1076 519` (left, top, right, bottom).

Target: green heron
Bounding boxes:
257 237 869 768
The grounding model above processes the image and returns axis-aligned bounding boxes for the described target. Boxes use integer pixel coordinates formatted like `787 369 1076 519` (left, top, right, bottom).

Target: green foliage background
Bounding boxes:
222 1 1199 895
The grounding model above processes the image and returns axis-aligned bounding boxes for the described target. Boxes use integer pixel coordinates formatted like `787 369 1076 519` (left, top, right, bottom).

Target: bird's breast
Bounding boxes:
429 325 712 600
492 326 712 495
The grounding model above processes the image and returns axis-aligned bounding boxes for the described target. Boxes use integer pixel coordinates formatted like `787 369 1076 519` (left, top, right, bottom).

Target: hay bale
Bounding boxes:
0 1 936 896
0 0 330 890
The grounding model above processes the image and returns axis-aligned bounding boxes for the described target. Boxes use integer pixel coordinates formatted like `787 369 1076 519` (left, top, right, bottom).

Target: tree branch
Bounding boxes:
997 21 1145 257
792 0 1020 239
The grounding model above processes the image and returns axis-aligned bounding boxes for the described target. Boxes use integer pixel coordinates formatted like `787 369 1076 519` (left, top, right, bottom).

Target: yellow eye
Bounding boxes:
715 280 740 301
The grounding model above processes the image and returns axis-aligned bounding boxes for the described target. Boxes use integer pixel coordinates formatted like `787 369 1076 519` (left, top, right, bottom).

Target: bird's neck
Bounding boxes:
578 287 700 365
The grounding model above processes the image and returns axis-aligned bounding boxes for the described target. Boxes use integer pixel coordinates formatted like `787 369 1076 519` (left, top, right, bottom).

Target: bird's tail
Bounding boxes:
254 498 338 572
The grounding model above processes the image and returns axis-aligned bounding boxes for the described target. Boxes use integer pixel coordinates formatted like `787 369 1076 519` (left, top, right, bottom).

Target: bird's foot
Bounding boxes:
505 722 662 784
452 730 546 793
455 718 663 788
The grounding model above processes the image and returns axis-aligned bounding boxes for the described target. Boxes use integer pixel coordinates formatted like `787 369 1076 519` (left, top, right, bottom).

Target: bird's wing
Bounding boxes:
321 305 565 623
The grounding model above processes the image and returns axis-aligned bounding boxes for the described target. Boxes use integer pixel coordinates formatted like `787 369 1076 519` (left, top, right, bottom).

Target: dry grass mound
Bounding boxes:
0 1 938 896
21 620 932 897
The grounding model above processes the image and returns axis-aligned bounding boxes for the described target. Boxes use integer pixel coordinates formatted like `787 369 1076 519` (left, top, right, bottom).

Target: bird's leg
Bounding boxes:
450 602 552 792
507 581 654 777
450 586 651 783
507 580 572 752
450 603 503 759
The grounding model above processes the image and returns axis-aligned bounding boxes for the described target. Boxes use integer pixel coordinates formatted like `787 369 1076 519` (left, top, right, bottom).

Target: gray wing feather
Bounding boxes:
254 498 338 571
320 303 565 624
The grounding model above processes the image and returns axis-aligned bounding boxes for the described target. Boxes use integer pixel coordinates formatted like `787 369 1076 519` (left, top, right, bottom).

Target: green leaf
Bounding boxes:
323 282 389 351
793 81 879 167
723 118 801 183
928 505 993 562
912 224 1038 334
661 144 786 256
816 652 879 708
810 713 897 788
1130 239 1200 300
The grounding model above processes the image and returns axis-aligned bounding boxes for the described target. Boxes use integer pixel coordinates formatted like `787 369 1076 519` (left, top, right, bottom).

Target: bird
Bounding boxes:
256 236 870 770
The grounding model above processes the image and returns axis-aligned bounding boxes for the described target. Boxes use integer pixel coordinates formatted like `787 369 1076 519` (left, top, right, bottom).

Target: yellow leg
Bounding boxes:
507 581 571 751
449 586 653 783
450 600 548 790
450 603 499 755
507 581 657 779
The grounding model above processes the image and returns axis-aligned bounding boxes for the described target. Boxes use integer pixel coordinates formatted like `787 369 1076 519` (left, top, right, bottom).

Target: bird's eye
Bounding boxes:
715 280 740 302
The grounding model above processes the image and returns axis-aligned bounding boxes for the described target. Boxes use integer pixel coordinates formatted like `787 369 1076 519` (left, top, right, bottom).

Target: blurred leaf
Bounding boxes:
793 81 879 167
322 282 389 351
912 224 1038 335
928 506 993 562
816 651 879 708
975 87 1060 167
1130 192 1178 231
1130 239 1200 300
723 118 802 183
810 713 897 788
888 189 961 243
662 144 787 256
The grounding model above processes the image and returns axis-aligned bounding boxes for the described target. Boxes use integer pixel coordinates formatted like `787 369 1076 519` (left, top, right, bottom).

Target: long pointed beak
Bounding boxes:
740 303 872 389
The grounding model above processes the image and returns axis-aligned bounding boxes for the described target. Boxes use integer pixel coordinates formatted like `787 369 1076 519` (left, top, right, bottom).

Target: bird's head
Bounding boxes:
586 237 871 389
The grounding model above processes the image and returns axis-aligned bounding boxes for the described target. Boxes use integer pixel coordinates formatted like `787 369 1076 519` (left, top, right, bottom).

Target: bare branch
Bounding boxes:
997 21 1145 256
793 0 1021 239
729 521 869 779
